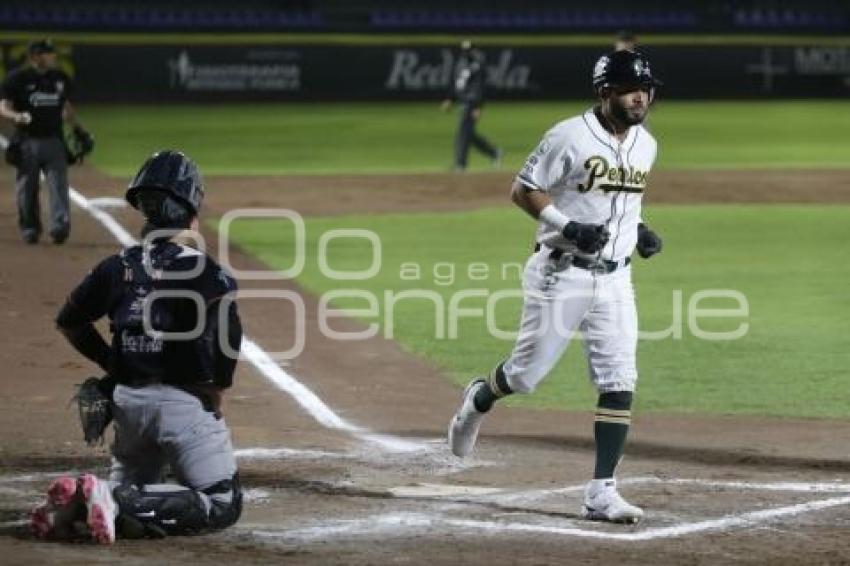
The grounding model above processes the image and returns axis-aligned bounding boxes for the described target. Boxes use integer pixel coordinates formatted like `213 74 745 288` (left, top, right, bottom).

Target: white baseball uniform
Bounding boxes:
502 107 657 394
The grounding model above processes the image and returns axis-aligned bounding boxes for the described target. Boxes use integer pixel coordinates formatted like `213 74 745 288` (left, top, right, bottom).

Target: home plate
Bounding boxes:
389 483 504 498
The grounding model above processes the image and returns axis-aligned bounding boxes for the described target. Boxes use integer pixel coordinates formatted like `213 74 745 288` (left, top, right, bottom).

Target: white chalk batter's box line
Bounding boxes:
244 475 850 543
1 464 848 542
69 180 430 455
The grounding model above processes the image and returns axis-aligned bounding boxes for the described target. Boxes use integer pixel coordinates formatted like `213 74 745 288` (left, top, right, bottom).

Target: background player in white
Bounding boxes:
448 50 664 523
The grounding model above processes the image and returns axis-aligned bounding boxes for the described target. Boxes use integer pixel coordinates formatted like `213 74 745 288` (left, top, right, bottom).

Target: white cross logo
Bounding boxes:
745 47 789 93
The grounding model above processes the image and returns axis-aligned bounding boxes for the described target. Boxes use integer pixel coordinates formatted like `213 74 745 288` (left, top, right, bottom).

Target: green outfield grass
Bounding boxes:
81 101 849 176
221 204 850 419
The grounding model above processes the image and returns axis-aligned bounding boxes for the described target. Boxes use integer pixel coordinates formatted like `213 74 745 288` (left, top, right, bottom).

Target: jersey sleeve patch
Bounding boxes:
517 127 571 192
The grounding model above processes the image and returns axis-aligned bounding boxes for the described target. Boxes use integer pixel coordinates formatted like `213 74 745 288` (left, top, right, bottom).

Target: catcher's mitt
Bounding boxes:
73 376 113 446
66 126 95 165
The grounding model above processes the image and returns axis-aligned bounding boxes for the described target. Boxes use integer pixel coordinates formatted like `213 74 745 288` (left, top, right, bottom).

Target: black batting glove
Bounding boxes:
562 221 610 254
636 223 663 259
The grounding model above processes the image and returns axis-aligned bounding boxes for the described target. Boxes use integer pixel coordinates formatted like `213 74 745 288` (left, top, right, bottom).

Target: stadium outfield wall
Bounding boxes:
1 32 849 101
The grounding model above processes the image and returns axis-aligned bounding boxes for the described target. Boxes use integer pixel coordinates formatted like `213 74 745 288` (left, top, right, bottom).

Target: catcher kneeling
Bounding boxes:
31 150 244 543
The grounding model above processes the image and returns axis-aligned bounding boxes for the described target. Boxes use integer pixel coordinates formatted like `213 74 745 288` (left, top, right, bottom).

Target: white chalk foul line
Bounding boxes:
0 137 428 455
68 188 135 247
72 187 359 435
72 187 426 453
87 196 128 209
236 341 420 452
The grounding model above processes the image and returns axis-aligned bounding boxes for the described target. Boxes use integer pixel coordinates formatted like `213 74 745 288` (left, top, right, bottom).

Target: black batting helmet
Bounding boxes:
592 50 662 94
126 150 204 228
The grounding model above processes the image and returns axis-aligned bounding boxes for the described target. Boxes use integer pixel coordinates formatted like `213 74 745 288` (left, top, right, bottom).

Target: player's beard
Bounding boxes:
610 97 647 126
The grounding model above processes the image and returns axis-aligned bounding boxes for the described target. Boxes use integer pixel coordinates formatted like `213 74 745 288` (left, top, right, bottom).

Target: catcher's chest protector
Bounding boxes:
111 244 212 385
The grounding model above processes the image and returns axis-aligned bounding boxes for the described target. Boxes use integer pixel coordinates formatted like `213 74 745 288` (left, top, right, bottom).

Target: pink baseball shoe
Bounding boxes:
78 473 118 544
29 475 81 539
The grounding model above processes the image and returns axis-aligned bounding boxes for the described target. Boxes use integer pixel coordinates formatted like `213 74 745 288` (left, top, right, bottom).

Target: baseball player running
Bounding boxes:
29 150 243 543
448 50 664 523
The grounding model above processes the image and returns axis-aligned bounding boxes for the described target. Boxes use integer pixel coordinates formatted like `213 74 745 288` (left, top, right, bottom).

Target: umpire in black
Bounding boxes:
441 40 501 171
1 39 83 244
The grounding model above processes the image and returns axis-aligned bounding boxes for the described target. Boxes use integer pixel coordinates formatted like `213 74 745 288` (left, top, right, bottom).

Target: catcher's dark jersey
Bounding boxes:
0 66 72 137
59 240 242 389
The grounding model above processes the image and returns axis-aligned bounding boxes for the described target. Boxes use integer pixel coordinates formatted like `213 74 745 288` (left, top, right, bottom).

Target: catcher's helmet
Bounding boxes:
592 50 662 94
126 150 204 228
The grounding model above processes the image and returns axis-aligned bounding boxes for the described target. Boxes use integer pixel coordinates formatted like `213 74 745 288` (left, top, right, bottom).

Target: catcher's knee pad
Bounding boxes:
114 483 208 537
114 473 242 536
204 473 243 530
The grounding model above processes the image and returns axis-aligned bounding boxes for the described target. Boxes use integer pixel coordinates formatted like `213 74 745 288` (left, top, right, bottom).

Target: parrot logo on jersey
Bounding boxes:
577 155 649 193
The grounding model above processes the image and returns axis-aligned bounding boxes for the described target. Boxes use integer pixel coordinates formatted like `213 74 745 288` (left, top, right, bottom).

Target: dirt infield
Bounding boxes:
1 165 849 565
202 168 850 218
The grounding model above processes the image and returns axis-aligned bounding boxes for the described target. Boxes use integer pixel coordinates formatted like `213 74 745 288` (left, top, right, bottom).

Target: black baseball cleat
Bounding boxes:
50 227 69 245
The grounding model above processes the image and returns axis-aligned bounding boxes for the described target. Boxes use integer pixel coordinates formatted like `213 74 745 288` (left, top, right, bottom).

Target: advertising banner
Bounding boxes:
2 40 848 102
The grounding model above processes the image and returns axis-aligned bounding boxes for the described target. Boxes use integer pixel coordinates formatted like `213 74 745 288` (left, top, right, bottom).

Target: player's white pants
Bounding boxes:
502 245 638 394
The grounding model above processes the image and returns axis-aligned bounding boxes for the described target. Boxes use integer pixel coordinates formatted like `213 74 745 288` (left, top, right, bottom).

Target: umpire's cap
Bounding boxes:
592 50 662 93
126 150 204 217
28 38 55 55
